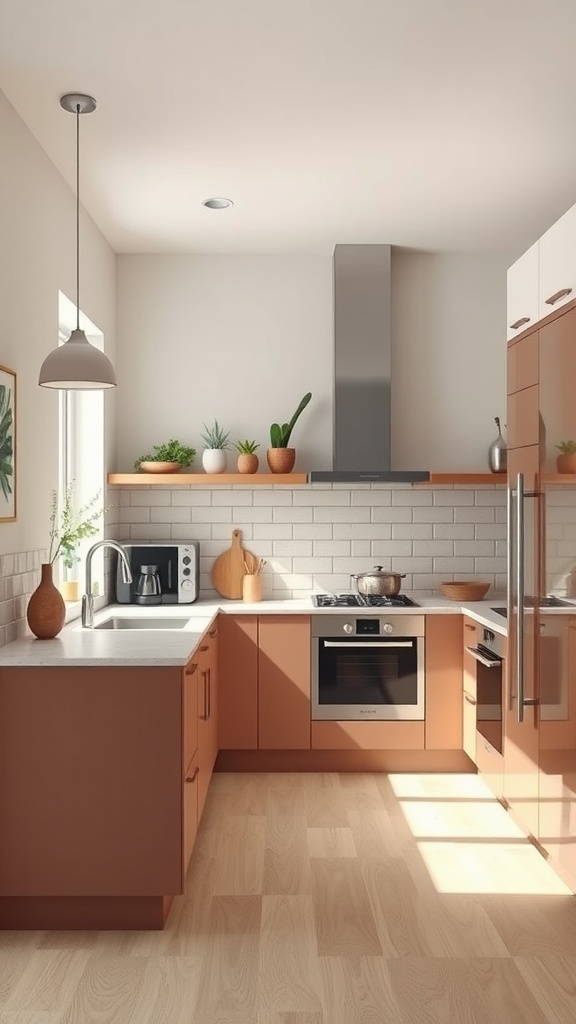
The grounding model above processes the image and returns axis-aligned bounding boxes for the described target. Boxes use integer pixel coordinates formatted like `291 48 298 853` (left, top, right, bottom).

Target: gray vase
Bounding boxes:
488 416 507 474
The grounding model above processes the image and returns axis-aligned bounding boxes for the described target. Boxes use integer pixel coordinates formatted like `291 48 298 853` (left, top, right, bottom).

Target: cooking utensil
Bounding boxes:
350 566 406 597
211 529 257 599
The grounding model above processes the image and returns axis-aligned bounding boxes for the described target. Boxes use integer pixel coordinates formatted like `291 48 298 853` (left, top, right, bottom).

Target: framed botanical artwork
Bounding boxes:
0 364 16 522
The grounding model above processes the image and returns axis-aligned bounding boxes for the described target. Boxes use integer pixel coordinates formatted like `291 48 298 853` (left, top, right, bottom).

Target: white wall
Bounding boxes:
115 249 510 474
0 89 116 559
392 250 511 471
115 255 333 471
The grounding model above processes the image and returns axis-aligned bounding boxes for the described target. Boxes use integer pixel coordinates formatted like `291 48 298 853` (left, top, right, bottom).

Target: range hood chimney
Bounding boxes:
310 244 430 483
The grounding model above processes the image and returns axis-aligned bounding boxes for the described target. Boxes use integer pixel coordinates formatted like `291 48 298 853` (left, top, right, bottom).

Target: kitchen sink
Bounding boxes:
94 617 190 630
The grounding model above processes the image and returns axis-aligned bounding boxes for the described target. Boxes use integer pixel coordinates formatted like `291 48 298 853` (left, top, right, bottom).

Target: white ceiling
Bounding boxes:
2 0 576 256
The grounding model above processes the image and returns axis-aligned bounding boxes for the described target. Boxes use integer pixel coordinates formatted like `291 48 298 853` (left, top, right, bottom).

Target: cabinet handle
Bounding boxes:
509 316 531 330
464 623 476 631
464 692 477 705
209 629 217 639
200 645 209 652
185 663 198 675
186 767 199 783
207 667 211 719
545 287 572 306
203 670 209 719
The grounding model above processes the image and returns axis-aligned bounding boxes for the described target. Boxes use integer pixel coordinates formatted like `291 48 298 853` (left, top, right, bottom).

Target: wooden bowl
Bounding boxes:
440 581 491 602
138 461 182 474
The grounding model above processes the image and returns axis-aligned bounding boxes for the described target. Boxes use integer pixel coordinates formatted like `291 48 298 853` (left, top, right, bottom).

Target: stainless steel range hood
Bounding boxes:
310 244 430 483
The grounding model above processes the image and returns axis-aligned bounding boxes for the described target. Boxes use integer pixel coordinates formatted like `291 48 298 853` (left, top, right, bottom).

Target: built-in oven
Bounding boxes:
311 614 425 721
465 626 504 754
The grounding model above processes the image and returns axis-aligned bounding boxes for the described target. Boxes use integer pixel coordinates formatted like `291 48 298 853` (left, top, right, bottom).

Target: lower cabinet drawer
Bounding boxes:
311 721 425 751
183 755 199 882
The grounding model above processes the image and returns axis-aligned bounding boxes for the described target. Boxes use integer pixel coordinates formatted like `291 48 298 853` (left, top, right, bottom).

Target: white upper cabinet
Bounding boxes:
506 241 539 341
538 200 576 321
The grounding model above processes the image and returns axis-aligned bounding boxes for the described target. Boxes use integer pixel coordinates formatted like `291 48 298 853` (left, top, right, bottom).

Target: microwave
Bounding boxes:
115 542 199 604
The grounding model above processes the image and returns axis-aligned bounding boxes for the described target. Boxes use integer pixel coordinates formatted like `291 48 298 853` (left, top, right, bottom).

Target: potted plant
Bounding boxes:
556 440 576 474
267 392 312 473
234 439 260 474
201 420 231 473
134 439 196 473
26 484 108 638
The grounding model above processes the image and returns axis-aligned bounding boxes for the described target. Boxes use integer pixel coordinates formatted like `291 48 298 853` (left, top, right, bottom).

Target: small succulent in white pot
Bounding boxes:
201 420 231 473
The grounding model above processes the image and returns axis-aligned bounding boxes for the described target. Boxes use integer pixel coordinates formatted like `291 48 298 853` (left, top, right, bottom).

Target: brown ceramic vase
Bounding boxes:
237 453 259 474
557 454 576 474
26 563 66 639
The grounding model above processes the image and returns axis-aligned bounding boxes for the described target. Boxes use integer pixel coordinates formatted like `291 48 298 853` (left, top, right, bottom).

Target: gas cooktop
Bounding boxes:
313 593 419 608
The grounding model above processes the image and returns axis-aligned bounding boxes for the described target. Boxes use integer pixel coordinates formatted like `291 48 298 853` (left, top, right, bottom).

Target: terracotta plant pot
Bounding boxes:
556 454 576 474
266 447 296 474
26 563 66 639
237 453 259 474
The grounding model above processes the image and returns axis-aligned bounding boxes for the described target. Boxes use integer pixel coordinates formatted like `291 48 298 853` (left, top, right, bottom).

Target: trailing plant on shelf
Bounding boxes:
134 439 196 472
233 439 260 475
201 420 231 474
268 391 312 474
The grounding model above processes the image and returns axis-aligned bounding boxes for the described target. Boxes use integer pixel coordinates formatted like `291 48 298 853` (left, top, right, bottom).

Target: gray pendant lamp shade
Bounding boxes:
39 93 117 390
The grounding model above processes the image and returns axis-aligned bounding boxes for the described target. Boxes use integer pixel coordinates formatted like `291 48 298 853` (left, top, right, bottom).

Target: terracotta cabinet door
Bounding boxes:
197 627 218 822
507 332 539 395
539 306 576 475
183 657 199 771
507 386 540 449
424 615 463 750
258 616 311 750
218 615 258 749
462 617 478 762
538 617 576 891
183 755 199 879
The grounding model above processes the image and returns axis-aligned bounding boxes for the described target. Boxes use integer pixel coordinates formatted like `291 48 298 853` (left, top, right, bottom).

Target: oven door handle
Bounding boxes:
465 645 502 669
323 640 414 648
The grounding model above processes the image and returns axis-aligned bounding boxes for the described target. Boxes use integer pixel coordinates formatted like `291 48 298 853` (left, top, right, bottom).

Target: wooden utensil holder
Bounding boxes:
243 574 262 602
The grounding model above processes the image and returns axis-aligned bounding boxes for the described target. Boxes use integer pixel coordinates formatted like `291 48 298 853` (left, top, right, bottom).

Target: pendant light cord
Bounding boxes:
76 102 80 331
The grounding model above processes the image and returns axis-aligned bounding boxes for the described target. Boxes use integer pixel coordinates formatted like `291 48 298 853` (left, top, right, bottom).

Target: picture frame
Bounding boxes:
0 364 16 522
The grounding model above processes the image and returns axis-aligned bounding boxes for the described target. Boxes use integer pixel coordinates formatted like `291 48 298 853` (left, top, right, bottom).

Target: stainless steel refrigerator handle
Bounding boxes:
517 471 525 723
507 482 514 711
323 641 413 648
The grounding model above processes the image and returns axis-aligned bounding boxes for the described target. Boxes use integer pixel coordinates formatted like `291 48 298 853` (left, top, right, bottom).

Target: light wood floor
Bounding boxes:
3 772 576 1023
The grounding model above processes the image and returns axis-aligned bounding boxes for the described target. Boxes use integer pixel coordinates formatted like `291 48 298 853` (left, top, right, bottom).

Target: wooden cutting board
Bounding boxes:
211 528 258 599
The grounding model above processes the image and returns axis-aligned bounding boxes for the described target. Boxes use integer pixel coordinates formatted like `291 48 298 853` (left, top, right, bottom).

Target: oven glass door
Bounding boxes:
313 635 424 721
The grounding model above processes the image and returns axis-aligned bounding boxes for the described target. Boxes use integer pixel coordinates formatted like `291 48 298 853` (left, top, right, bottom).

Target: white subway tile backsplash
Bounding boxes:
294 489 351 506
114 484 507 600
254 490 293 506
433 489 474 506
392 489 432 506
130 489 172 506
351 490 392 506
454 540 495 557
151 506 190 523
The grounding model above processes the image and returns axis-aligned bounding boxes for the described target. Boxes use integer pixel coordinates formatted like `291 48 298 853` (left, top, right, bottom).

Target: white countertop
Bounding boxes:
0 595 517 667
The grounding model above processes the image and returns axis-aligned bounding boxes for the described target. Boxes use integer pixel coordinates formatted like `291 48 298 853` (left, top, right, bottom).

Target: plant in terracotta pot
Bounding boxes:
234 439 260 474
555 440 576 474
267 392 312 473
200 420 231 473
134 439 196 473
27 484 107 638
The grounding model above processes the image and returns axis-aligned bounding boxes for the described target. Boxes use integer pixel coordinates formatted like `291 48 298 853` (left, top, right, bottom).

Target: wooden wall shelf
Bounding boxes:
107 473 308 486
419 473 507 486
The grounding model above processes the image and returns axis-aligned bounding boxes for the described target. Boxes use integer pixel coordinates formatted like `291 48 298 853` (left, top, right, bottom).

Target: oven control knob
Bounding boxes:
343 622 353 635
181 579 193 591
383 622 394 634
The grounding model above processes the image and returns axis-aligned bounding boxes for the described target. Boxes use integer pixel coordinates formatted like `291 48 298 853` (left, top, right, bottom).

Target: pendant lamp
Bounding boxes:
39 93 116 390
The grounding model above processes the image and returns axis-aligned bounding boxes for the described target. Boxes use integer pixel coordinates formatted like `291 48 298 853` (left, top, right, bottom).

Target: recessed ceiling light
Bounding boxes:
202 197 234 209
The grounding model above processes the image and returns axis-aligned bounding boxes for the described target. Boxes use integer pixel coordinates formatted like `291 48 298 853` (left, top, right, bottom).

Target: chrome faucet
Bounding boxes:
82 539 133 628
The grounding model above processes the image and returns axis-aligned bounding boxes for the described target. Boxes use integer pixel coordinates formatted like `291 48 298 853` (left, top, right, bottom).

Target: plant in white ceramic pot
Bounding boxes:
201 420 231 473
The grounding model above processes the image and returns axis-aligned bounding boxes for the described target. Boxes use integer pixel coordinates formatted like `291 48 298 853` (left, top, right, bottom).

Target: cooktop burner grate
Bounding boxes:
313 593 419 608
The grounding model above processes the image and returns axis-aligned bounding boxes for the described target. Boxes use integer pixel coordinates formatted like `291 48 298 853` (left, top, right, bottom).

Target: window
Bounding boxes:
57 292 105 597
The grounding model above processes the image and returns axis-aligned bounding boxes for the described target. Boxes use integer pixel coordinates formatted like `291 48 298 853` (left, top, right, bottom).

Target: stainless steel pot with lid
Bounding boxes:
350 565 406 597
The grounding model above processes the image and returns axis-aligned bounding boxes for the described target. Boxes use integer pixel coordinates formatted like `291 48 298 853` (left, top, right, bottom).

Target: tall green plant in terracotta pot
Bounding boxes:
267 392 312 473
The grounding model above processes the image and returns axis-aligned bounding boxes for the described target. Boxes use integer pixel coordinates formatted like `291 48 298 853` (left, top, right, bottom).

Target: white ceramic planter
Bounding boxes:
202 449 228 474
